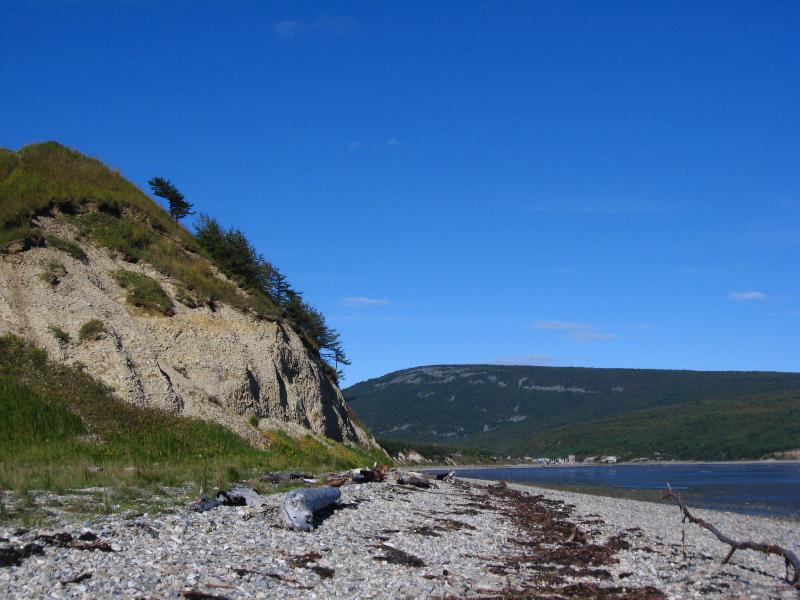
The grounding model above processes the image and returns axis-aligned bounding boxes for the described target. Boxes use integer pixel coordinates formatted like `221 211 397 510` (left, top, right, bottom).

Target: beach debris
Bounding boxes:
188 489 247 513
289 551 336 579
372 543 426 567
350 468 378 483
479 482 666 598
324 476 348 487
349 463 390 484
280 486 341 531
435 470 456 481
35 532 114 552
260 472 313 484
394 471 433 488
187 485 272 513
181 589 230 600
663 483 800 588
0 542 44 567
61 572 92 585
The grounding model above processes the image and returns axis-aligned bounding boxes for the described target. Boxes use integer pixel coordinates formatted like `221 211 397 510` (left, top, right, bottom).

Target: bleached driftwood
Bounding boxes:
663 483 800 588
280 486 341 531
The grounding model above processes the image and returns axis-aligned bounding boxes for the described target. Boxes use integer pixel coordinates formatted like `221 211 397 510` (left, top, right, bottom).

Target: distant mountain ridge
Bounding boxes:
344 364 800 460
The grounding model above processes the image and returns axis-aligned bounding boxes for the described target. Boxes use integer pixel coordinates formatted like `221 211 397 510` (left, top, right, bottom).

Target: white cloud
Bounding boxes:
342 296 389 307
531 320 619 342
384 138 409 148
728 291 766 301
371 138 410 150
347 138 410 151
271 20 305 38
271 16 357 39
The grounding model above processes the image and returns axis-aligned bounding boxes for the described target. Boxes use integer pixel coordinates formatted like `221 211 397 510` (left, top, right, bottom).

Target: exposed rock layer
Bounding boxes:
0 217 372 448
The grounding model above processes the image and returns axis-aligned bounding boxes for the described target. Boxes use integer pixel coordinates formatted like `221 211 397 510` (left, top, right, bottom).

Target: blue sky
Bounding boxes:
2 0 798 383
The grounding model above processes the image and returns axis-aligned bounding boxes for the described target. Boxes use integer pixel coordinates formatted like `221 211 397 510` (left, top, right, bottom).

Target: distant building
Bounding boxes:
568 454 576 464
601 455 618 464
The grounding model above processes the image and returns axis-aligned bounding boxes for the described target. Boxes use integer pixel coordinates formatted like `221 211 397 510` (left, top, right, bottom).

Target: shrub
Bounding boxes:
79 213 153 263
248 415 259 428
79 320 106 342
47 325 70 344
45 235 88 263
39 260 67 286
195 214 348 369
175 286 203 309
113 269 174 316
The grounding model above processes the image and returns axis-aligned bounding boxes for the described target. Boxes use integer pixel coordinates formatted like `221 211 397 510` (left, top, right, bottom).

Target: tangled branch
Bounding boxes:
663 483 800 588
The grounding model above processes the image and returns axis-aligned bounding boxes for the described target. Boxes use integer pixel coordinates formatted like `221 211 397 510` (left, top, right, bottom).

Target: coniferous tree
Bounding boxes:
194 214 349 375
149 177 194 222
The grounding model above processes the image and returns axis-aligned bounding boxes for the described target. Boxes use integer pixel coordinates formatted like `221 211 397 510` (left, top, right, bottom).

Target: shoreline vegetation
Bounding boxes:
0 334 384 516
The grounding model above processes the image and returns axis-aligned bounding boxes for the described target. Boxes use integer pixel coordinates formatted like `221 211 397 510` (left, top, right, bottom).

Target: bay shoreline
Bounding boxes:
2 474 799 598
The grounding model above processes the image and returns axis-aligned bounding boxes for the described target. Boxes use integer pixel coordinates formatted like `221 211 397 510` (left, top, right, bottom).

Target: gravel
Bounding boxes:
1 477 798 599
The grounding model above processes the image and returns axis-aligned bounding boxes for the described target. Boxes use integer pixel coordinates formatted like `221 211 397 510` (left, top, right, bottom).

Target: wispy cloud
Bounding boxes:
383 138 409 148
489 354 557 366
728 291 766 301
271 16 357 39
531 320 619 342
342 296 389 307
348 138 410 151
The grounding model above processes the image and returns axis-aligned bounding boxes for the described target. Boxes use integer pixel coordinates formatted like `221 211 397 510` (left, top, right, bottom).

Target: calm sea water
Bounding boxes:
433 463 800 519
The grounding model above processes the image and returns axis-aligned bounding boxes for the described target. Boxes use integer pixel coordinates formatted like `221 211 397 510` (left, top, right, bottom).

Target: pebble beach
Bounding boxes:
1 477 798 599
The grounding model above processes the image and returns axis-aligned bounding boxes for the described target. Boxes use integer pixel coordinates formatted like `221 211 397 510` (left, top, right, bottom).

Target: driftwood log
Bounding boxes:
663 483 800 588
394 471 433 488
280 486 341 531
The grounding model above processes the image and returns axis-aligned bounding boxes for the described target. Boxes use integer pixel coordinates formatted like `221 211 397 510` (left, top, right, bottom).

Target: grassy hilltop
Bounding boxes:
0 141 346 372
345 364 800 460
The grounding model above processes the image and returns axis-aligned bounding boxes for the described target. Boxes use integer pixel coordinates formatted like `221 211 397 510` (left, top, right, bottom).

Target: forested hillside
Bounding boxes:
344 365 800 460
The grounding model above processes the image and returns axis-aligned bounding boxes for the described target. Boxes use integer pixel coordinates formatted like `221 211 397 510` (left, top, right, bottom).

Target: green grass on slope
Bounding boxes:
113 269 174 315
0 142 179 245
0 335 384 493
469 388 800 460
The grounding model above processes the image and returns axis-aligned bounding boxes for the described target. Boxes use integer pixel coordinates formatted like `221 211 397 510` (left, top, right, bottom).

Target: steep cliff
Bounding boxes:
0 143 374 449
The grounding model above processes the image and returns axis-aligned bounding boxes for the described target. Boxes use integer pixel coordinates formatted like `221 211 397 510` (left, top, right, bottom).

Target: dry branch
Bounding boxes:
663 483 800 588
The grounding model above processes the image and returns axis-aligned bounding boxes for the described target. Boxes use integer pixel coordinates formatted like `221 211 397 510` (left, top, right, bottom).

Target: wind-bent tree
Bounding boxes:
149 177 193 222
194 214 350 377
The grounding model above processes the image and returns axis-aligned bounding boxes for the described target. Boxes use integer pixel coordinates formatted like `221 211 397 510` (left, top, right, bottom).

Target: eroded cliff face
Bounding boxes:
0 217 374 449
